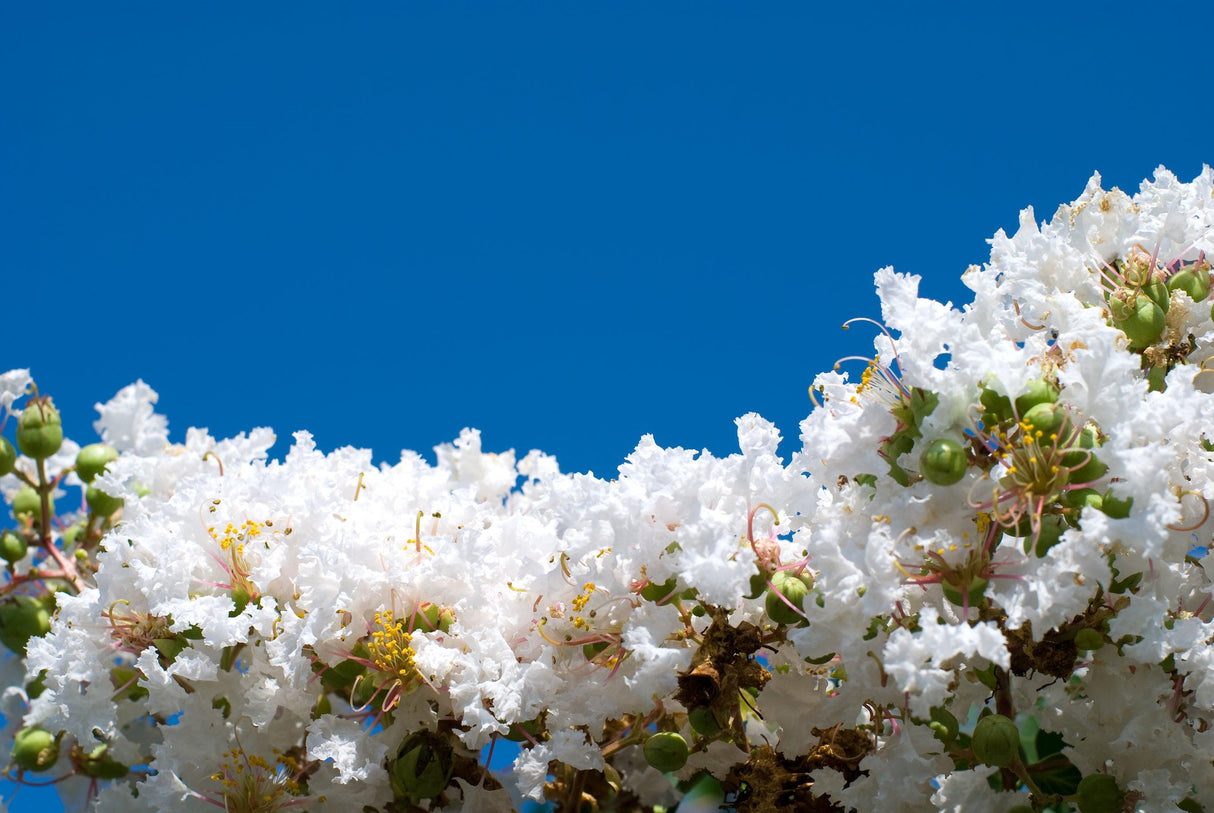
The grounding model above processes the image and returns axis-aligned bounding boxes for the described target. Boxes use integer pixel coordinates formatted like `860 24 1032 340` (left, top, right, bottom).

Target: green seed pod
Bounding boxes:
11 486 51 522
1073 628 1104 651
643 731 689 773
641 577 679 603
1143 278 1170 312
11 727 59 772
765 570 812 626
688 706 724 738
1112 293 1166 350
970 713 1020 767
0 437 16 476
1074 773 1124 813
1022 402 1067 439
1014 378 1060 416
1168 266 1212 303
86 486 124 518
15 398 63 460
0 530 28 563
390 731 453 801
75 443 119 484
0 594 53 654
919 438 967 486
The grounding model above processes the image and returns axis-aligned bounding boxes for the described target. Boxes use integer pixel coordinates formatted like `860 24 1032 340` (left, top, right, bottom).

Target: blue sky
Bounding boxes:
2 3 1211 810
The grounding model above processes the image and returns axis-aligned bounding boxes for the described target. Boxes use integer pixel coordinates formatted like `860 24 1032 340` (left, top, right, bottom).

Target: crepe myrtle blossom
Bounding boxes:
4 167 1214 812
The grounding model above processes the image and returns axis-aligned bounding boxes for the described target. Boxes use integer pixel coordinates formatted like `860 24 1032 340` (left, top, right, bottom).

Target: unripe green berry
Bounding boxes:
86 486 124 518
970 713 1020 767
0 594 53 655
11 486 51 522
1014 378 1060 415
0 437 16 476
765 570 812 626
1168 265 1211 303
1022 402 1066 439
919 438 967 486
1073 628 1104 651
75 443 118 483
643 731 689 773
1074 773 1124 813
1111 292 1166 350
11 727 59 772
688 706 724 738
15 399 63 460
0 531 28 563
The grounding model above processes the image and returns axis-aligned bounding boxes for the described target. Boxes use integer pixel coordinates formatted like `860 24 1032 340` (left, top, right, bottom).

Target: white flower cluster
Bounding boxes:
3 166 1214 813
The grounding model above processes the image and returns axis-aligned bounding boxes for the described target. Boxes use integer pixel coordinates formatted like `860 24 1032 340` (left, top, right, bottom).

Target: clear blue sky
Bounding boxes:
2 3 1211 810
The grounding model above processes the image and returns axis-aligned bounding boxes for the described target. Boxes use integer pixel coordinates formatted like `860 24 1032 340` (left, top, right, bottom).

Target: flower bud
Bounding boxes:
0 530 28 563
0 437 16 476
643 731 689 773
16 398 63 460
75 443 118 484
1168 265 1211 303
390 731 453 801
1022 402 1066 438
11 486 52 522
1014 378 1059 415
10 726 59 772
1110 292 1165 350
765 570 812 626
688 706 724 738
970 713 1020 767
0 594 53 655
919 438 967 485
1074 773 1124 813
86 485 124 518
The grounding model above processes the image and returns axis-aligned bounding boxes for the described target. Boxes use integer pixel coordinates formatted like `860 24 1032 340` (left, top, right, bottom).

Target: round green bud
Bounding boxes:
970 713 1020 767
1022 402 1067 439
1168 266 1211 303
0 437 16 476
688 706 724 738
85 486 124 518
0 531 28 563
15 399 63 460
11 727 59 772
1014 378 1060 416
941 576 988 608
11 486 51 522
919 438 967 486
641 577 678 603
75 444 118 484
1112 293 1166 350
765 570 812 626
643 731 689 773
1073 628 1104 651
1074 773 1124 813
1143 278 1171 312
390 732 453 801
0 594 53 654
